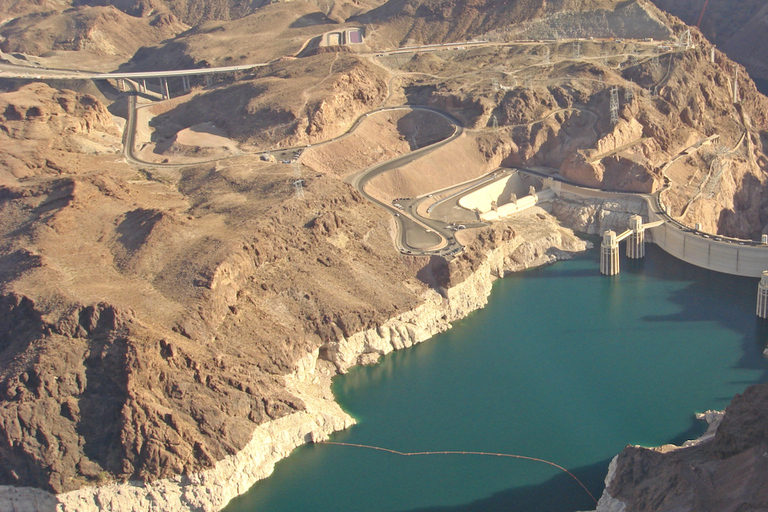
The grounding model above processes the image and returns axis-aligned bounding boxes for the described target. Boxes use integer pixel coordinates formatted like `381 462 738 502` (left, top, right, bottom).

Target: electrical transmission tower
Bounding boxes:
629 48 639 67
293 161 304 200
524 76 533 89
624 86 634 102
678 29 692 50
543 47 550 65
706 145 729 198
492 78 500 91
573 41 581 60
609 86 620 124
491 115 499 129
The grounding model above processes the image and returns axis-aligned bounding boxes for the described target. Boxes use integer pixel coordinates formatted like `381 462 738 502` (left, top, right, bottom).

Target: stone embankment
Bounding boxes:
0 209 588 512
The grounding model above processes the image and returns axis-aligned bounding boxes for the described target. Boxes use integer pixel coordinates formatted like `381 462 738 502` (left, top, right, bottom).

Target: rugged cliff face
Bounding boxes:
147 54 389 149
0 77 591 500
0 6 187 61
650 0 768 89
0 206 588 511
0 162 433 492
0 83 123 178
1 0 768 509
596 382 768 512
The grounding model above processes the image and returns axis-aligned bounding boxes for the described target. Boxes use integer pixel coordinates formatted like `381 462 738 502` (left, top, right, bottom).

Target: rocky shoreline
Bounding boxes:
590 381 768 512
0 207 589 512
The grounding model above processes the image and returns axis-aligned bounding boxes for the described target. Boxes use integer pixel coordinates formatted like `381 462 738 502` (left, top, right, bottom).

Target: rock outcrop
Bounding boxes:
593 383 768 512
0 83 122 179
0 208 588 510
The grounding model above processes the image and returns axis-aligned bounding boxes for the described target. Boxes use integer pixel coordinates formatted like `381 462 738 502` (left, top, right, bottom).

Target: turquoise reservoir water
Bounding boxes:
225 243 768 512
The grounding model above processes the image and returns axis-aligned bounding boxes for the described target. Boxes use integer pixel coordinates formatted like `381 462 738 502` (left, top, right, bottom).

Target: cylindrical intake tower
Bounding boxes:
601 230 620 276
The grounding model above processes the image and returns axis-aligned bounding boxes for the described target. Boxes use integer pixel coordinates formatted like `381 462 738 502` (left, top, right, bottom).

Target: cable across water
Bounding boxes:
318 441 599 505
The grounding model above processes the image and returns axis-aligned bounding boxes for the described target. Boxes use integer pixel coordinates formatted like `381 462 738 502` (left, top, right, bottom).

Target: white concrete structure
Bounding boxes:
757 271 768 319
647 219 768 278
545 177 768 279
626 215 645 258
601 230 620 275
458 172 555 221
599 216 662 274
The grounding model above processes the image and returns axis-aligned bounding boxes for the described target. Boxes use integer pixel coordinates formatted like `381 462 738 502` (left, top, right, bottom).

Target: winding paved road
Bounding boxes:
344 106 466 255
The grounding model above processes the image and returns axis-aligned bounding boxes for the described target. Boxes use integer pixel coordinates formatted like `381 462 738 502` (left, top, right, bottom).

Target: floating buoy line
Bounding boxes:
318 441 599 505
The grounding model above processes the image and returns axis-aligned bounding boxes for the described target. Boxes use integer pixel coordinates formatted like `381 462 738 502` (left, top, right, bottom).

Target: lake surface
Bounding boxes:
225 243 768 512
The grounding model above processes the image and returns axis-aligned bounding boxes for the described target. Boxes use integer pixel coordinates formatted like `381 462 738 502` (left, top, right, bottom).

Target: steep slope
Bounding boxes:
355 0 670 47
598 382 768 512
0 81 433 493
79 0 386 26
0 0 768 509
0 5 188 72
651 0 768 88
120 2 355 70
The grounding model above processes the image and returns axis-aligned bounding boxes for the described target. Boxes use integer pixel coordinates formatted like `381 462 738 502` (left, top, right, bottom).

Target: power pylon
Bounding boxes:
524 76 533 89
293 161 304 199
573 41 581 60
679 29 692 50
610 86 620 125
293 179 305 199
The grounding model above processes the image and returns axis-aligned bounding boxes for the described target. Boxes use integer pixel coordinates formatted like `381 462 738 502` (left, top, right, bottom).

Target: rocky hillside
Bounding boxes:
599 382 768 511
140 53 388 150
120 2 362 71
0 6 186 59
355 0 669 46
0 0 767 508
0 82 122 179
0 0 386 30
0 5 188 72
0 81 441 492
651 0 768 89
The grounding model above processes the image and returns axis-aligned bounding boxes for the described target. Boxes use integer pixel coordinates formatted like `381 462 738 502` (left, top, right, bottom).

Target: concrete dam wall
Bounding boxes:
550 179 768 278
